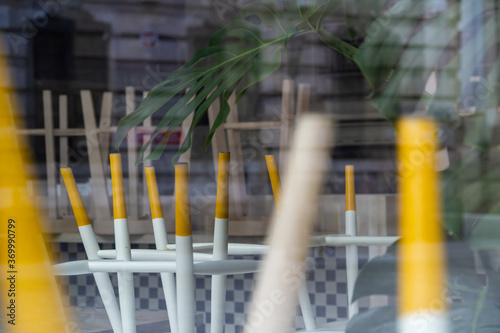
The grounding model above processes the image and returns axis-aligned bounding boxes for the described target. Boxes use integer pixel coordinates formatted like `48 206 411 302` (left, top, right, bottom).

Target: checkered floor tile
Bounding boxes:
55 243 374 332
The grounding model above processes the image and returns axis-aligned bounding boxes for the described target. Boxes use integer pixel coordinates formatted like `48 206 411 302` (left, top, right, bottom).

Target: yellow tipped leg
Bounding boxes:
145 167 178 333
211 152 230 333
174 163 195 333
265 155 282 209
345 165 356 212
60 167 123 332
145 166 168 247
60 168 91 227
397 117 448 333
215 152 230 219
110 153 127 219
175 163 191 237
145 167 164 220
110 153 136 333
344 165 359 318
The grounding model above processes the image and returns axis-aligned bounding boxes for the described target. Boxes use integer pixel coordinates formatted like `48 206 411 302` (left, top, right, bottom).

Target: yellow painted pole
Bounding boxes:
265 155 282 209
110 153 136 333
211 152 230 333
145 167 164 220
60 167 122 333
215 152 230 220
174 163 195 333
175 163 191 237
145 166 178 333
344 165 359 318
111 154 127 220
60 168 91 227
0 44 70 331
397 117 448 333
345 165 356 212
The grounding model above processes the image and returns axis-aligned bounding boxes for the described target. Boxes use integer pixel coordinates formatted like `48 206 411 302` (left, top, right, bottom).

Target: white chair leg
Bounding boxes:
298 280 316 331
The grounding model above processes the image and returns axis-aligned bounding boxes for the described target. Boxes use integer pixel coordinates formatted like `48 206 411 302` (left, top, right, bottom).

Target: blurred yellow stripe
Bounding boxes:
0 43 71 332
397 117 446 316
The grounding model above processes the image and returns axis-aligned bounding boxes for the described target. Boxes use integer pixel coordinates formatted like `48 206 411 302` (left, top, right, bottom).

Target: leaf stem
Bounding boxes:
263 6 287 35
307 18 316 34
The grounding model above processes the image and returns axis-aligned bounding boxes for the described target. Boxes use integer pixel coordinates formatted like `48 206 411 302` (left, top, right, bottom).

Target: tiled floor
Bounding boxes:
52 243 373 332
0 244 375 333
67 307 204 333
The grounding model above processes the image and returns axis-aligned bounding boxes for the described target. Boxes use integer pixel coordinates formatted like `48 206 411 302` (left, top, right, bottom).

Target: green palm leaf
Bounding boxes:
115 0 341 163
357 2 462 120
348 241 500 333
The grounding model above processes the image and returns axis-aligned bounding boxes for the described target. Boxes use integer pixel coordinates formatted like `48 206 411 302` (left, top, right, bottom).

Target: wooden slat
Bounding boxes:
99 92 113 168
279 79 295 177
58 95 69 218
58 96 69 167
223 121 281 130
126 86 139 220
207 98 228 173
225 92 247 218
296 83 311 117
80 90 112 233
43 90 57 219
16 126 168 136
17 128 83 135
